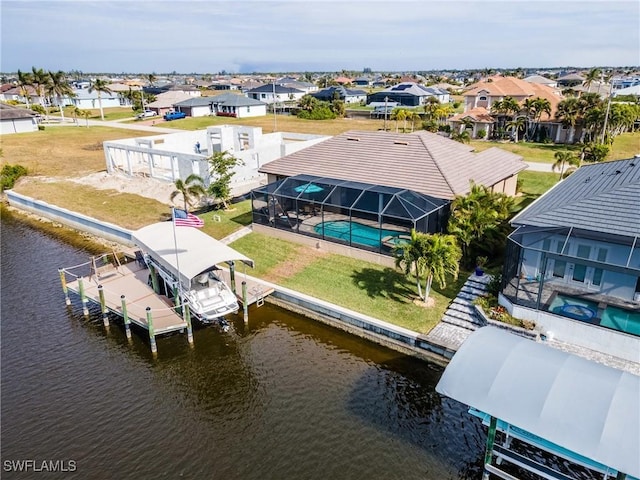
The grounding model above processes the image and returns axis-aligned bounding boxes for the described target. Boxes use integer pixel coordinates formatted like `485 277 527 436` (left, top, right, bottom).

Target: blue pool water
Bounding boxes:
548 293 640 336
548 294 598 321
600 305 640 336
314 220 407 248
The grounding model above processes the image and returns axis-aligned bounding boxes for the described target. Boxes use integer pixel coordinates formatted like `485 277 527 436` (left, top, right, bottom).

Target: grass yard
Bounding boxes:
514 171 559 211
470 131 639 163
230 231 469 333
159 113 388 136
61 106 138 122
1 126 142 177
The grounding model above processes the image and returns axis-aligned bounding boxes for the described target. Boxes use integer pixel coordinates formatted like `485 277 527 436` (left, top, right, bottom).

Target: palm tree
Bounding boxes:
147 73 156 86
408 111 422 132
80 109 91 127
47 70 74 121
391 108 409 132
552 151 579 179
88 79 113 121
530 97 551 141
506 116 526 142
170 174 206 212
30 67 50 108
17 69 33 107
583 68 602 94
394 230 461 304
556 97 581 143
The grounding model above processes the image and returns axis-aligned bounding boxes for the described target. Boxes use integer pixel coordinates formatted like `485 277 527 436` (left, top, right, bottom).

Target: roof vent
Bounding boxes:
394 141 409 145
346 137 360 141
630 163 636 167
615 170 622 174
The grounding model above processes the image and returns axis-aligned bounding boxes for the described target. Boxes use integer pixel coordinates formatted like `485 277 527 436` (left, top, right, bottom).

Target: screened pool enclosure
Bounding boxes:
251 175 450 255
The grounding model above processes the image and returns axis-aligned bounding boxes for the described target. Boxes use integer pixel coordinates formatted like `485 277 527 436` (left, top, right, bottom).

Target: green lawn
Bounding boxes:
515 171 559 211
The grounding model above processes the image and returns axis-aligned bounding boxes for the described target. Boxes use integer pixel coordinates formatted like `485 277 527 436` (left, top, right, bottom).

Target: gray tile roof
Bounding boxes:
511 158 640 238
259 130 526 199
0 103 37 120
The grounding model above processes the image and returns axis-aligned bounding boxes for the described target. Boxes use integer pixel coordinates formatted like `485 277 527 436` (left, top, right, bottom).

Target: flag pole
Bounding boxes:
171 207 184 303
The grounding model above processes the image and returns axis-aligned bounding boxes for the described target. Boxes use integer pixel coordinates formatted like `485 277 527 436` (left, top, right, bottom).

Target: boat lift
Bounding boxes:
436 327 639 480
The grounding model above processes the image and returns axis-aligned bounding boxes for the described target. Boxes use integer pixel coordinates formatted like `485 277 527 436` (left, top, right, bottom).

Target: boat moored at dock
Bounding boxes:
132 222 255 325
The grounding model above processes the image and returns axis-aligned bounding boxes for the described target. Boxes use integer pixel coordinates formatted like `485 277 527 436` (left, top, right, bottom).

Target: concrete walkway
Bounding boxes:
43 116 181 134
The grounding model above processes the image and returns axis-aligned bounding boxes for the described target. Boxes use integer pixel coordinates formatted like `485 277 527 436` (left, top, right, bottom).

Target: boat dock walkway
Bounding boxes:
234 276 275 308
62 258 187 336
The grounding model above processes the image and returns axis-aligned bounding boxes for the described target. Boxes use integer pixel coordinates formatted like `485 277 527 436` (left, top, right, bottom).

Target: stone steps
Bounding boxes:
439 273 492 332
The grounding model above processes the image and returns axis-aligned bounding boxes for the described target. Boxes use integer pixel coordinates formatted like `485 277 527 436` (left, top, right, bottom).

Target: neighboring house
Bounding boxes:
146 91 193 116
145 83 201 97
333 76 353 85
523 74 558 88
246 84 306 104
173 96 216 117
103 125 329 195
556 73 585 88
500 157 640 362
353 76 373 87
253 130 526 260
448 108 496 138
67 87 121 110
277 78 318 94
209 93 267 118
367 83 450 106
456 75 564 141
0 85 44 106
310 86 367 104
613 84 640 98
0 103 39 134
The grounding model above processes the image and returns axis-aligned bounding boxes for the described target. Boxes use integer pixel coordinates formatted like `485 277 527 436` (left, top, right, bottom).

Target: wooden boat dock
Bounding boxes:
61 254 189 352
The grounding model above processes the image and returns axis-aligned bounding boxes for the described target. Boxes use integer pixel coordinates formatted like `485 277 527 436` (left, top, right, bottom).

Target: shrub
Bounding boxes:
477 129 486 139
1 164 28 191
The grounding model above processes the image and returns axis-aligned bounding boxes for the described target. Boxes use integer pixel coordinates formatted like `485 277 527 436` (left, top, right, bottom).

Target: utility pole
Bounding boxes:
272 79 277 132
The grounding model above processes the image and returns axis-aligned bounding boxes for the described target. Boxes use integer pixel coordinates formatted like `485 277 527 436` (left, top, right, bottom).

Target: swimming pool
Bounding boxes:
548 294 598 321
314 220 407 248
600 305 640 336
548 293 640 336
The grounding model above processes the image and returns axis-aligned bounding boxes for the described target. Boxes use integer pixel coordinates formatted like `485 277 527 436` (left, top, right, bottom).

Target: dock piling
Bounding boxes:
58 268 71 306
229 261 236 295
242 281 248 323
146 307 157 354
98 285 110 327
121 295 132 340
78 277 89 316
184 304 194 345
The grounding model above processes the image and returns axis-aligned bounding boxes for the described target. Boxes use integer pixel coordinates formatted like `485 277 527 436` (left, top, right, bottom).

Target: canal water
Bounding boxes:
1 217 486 479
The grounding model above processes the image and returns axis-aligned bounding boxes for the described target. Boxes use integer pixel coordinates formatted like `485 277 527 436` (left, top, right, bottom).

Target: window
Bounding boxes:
479 96 487 101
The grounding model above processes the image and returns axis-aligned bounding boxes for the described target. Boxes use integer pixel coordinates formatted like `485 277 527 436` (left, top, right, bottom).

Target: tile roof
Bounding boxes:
511 158 640 238
0 103 38 120
246 84 304 94
259 130 526 199
450 107 495 123
463 75 563 119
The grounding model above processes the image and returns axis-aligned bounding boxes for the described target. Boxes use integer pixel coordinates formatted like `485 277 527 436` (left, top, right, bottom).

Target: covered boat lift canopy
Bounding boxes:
436 327 640 479
132 222 254 288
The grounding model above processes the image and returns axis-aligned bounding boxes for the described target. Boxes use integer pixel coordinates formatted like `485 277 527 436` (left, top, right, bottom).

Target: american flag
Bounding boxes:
173 208 204 228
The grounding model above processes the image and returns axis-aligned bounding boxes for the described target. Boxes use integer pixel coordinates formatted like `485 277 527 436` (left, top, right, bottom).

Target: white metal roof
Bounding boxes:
436 327 640 477
132 222 254 287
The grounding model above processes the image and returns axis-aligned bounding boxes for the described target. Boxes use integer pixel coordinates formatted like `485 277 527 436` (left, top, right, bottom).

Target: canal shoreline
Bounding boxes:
2 199 456 365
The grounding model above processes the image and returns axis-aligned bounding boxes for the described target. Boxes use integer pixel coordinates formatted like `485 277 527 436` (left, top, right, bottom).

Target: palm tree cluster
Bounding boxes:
556 92 639 145
490 95 552 142
394 230 461 305
16 67 75 118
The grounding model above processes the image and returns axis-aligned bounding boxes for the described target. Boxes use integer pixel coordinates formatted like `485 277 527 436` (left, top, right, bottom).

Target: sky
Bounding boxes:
1 0 639 74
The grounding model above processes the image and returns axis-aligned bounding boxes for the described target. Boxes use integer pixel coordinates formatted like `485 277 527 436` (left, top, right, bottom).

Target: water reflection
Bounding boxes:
1 217 484 479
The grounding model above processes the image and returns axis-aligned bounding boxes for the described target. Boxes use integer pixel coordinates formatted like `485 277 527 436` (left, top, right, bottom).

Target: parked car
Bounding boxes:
164 111 186 121
136 110 156 119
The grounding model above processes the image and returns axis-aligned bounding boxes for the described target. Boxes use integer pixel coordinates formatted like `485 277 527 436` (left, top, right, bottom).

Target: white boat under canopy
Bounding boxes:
436 327 640 479
132 222 254 289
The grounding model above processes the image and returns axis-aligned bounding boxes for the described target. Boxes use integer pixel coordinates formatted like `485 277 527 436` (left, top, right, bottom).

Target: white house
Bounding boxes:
245 84 306 104
103 125 329 196
67 88 121 110
0 103 39 134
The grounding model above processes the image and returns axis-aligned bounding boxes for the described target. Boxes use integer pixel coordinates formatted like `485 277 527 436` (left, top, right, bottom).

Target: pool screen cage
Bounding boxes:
251 174 450 255
502 225 640 315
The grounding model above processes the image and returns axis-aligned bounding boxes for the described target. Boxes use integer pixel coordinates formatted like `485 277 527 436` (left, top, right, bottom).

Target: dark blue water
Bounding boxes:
1 216 485 479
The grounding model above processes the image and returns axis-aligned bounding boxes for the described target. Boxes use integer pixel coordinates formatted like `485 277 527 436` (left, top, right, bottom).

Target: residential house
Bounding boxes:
333 76 353 85
246 84 306 104
68 87 122 110
0 103 39 134
353 76 373 87
556 73 585 88
367 83 450 107
146 91 193 116
144 83 201 97
0 85 44 106
523 74 558 88
310 86 367 104
253 130 526 259
500 157 640 362
103 125 328 195
453 75 563 141
209 93 267 118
